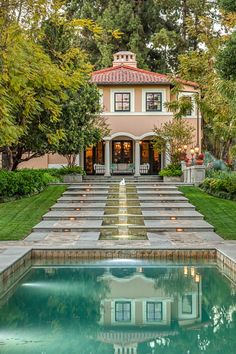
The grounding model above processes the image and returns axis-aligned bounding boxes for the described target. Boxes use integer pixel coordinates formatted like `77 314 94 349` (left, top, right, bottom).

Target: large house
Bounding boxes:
21 51 201 175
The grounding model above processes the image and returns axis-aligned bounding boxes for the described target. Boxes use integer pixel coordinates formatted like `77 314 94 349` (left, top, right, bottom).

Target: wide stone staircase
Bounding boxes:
26 178 222 246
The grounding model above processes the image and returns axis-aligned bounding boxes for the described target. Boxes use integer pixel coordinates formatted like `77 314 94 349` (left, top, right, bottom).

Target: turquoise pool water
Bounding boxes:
0 261 236 354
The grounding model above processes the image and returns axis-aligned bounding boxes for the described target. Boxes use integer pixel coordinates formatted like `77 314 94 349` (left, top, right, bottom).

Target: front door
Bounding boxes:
140 141 161 174
84 142 104 174
112 141 133 163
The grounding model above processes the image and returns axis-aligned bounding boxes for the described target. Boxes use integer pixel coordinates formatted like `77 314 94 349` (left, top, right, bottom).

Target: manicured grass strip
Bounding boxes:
0 186 67 241
179 186 236 240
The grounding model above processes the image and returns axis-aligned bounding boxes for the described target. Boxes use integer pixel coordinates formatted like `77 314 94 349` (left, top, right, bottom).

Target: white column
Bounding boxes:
75 153 80 166
165 142 171 166
79 151 84 169
104 139 111 176
134 140 140 176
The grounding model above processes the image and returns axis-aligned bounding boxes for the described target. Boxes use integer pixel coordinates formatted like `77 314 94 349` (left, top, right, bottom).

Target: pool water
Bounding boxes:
0 261 236 354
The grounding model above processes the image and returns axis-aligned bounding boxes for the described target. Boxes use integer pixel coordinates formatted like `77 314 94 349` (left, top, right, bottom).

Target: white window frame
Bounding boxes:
99 88 103 109
178 293 198 319
110 88 135 113
178 92 197 118
143 299 168 324
142 88 167 113
111 299 135 325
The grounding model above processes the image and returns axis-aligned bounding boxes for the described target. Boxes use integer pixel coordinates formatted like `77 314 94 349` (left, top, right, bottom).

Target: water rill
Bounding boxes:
100 179 147 240
117 178 129 238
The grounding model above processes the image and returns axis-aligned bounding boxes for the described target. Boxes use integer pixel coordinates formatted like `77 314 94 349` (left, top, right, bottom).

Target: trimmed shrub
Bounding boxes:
49 166 85 177
159 163 182 177
200 171 236 200
0 170 58 200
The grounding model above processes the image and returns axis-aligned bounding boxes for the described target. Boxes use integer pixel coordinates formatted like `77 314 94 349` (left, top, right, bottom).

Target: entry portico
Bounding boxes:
101 132 165 177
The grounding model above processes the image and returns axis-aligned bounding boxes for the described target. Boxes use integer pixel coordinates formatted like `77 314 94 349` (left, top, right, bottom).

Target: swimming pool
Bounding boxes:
0 259 235 354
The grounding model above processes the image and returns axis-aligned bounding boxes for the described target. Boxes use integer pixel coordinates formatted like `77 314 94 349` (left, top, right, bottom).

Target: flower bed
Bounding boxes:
159 163 182 177
200 171 236 200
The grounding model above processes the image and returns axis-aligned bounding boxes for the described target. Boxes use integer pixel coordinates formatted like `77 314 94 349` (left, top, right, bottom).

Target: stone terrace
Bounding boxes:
0 178 236 273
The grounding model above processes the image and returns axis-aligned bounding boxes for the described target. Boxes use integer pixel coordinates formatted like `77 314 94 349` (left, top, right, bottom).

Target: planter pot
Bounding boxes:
163 176 183 182
196 160 204 165
62 174 83 183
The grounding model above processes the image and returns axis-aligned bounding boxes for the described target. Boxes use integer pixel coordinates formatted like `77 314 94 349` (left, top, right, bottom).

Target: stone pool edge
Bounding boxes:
1 245 236 291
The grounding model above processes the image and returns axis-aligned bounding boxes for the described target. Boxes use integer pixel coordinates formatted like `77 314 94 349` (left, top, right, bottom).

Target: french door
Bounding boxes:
112 141 133 164
140 141 161 174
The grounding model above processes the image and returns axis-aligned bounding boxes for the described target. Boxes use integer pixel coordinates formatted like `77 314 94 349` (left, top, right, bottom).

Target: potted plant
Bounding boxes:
159 163 183 182
196 153 204 165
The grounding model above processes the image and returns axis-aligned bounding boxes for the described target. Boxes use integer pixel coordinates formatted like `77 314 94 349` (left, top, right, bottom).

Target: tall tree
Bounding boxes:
56 83 109 166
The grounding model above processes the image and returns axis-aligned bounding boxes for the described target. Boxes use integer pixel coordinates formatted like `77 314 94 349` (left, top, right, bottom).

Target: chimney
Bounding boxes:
113 51 137 68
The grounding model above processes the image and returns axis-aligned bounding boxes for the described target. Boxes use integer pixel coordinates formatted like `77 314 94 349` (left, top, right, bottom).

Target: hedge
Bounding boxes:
0 166 85 200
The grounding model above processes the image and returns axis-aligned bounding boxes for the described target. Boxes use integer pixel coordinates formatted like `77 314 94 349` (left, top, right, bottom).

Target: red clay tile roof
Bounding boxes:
91 65 198 87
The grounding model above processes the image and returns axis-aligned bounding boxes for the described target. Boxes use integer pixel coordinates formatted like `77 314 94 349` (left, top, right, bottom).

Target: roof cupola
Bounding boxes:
113 51 137 68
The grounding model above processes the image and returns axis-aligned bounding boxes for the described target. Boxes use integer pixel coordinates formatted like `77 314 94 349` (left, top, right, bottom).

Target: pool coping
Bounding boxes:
1 245 236 295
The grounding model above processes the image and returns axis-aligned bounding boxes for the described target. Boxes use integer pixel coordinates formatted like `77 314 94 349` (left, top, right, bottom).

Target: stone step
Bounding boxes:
43 210 105 220
144 219 214 232
51 202 194 211
137 186 179 191
83 176 162 180
68 186 109 190
43 211 203 221
139 203 194 210
51 203 107 211
63 191 183 197
63 191 109 196
57 196 188 203
33 219 213 233
142 210 203 219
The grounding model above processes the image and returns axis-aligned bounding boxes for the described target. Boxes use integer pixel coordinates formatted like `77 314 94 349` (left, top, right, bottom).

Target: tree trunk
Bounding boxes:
11 146 23 171
5 146 13 170
181 0 188 47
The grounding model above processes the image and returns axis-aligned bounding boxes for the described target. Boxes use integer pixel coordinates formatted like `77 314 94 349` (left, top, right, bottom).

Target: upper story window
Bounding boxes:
184 96 193 116
146 92 162 111
179 93 196 116
115 301 131 322
146 301 163 322
114 93 130 112
182 295 193 314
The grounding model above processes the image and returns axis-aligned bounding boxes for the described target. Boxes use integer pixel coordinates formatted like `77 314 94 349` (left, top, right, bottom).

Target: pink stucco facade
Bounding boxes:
19 51 201 174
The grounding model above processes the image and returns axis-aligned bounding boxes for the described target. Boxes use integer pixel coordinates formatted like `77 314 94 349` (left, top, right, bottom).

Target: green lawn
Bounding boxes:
179 186 236 240
0 185 66 241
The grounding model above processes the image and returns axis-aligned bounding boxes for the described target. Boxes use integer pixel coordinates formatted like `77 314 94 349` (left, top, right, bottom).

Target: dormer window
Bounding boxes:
114 92 130 111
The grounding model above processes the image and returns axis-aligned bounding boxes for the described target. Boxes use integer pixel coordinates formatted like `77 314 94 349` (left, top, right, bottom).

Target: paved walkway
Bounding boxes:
1 180 236 271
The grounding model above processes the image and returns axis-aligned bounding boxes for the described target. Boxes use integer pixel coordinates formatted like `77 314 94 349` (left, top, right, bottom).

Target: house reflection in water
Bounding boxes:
98 266 202 354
